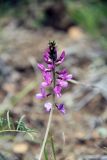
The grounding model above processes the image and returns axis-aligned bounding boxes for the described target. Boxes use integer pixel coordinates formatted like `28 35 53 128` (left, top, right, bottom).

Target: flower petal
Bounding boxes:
57 79 68 88
54 85 62 98
38 63 51 72
48 64 54 70
44 102 52 112
58 69 72 81
41 82 48 87
35 93 43 99
66 74 72 80
44 49 52 64
57 103 65 114
43 72 52 86
56 51 65 65
36 87 46 99
58 69 68 75
40 87 46 96
37 63 45 72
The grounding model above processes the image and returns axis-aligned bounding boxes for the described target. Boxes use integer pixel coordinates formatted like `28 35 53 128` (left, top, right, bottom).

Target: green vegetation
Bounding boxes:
67 2 105 33
66 0 107 48
0 111 35 140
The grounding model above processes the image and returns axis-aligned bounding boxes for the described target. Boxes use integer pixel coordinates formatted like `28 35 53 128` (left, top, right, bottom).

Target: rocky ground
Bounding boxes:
0 19 107 160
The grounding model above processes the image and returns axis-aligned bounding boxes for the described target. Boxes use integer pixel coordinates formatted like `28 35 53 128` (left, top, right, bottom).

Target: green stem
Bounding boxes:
0 130 28 133
50 133 56 160
44 144 49 160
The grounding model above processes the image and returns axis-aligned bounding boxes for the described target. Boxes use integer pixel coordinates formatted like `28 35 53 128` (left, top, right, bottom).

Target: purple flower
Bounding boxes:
38 63 51 72
44 49 52 64
58 69 72 81
56 103 65 114
57 69 67 76
36 41 73 114
37 64 45 72
54 85 62 97
48 64 54 70
56 51 65 65
36 87 46 99
57 79 68 88
42 72 52 87
44 102 52 112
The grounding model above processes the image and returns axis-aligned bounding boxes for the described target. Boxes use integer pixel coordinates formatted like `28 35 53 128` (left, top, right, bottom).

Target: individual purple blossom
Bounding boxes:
44 102 52 112
56 79 68 88
54 85 62 98
44 102 65 114
36 87 47 99
48 64 54 70
36 41 72 114
38 63 51 72
57 69 72 81
56 51 65 65
42 72 52 87
44 49 52 64
56 103 65 114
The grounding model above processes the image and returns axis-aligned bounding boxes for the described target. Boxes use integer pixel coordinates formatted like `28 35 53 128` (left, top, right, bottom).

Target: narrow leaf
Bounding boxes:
44 146 49 160
7 111 11 129
50 135 56 160
17 115 25 131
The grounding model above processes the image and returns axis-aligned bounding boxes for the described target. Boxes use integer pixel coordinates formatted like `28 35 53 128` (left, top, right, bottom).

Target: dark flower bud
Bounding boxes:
48 41 57 62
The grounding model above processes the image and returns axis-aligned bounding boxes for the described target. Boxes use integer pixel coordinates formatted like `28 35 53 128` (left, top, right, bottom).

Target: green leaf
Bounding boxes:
50 135 56 160
44 146 49 160
16 115 25 131
7 110 11 129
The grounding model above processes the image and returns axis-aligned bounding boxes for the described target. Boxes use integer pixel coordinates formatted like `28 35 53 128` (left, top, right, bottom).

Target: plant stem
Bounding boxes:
38 106 53 160
0 130 35 140
0 130 28 133
50 133 56 160
38 63 56 160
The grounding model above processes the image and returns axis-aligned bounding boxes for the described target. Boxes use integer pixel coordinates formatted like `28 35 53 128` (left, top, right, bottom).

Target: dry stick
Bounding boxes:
69 79 98 88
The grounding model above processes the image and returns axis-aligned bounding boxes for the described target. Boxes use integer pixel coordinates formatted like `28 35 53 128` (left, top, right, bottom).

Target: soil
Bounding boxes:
0 19 107 160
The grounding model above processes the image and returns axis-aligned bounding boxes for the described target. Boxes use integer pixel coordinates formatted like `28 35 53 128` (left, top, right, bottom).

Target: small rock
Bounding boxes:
13 143 29 154
68 27 85 41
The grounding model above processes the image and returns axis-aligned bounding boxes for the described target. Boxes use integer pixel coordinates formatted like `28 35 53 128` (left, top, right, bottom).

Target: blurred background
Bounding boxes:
0 0 107 160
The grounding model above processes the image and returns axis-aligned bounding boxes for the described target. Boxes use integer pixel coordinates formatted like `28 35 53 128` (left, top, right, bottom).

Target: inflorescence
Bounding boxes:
36 41 72 114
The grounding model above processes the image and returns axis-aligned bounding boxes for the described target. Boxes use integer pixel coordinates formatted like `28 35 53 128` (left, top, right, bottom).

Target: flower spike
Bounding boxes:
36 41 72 114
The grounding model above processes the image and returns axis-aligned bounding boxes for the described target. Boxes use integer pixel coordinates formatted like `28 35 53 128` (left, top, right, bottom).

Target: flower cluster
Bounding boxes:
36 41 72 114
